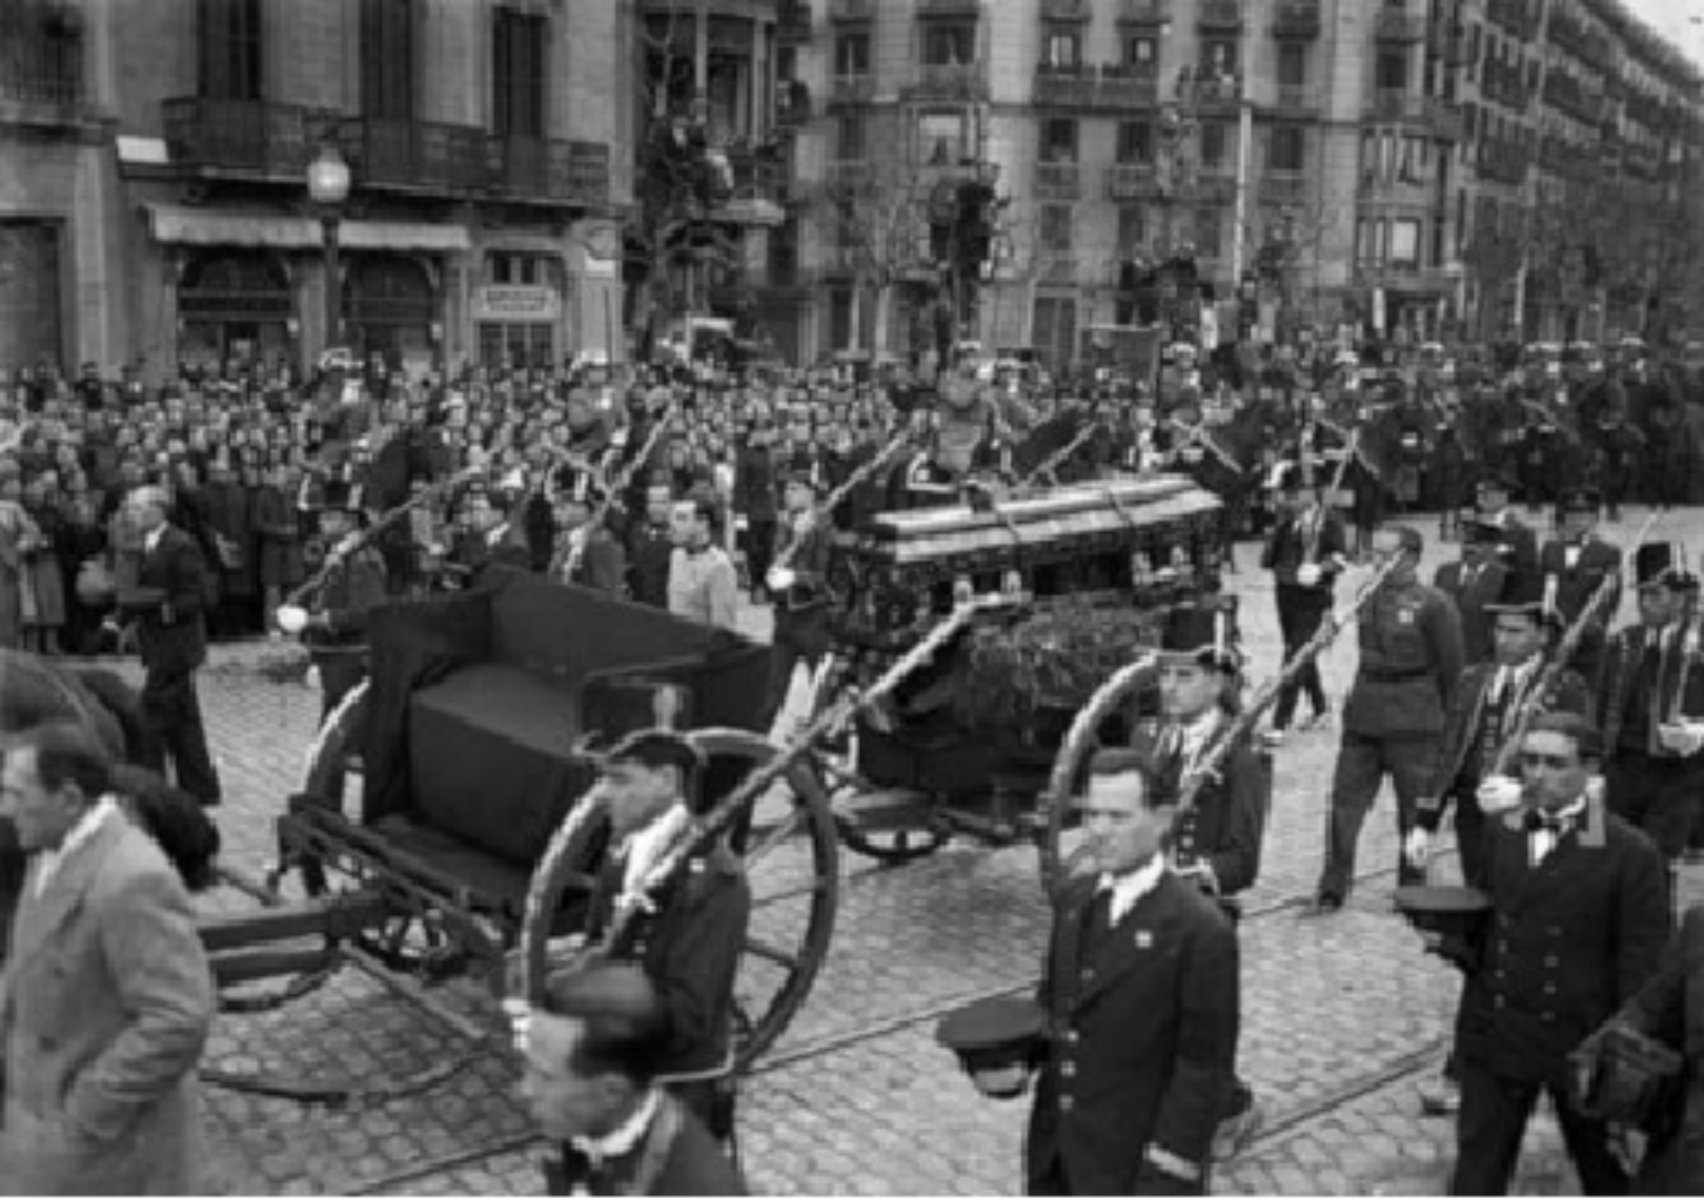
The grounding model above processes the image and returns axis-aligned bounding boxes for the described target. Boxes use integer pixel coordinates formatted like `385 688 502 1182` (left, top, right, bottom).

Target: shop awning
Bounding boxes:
338 221 471 253
145 204 321 249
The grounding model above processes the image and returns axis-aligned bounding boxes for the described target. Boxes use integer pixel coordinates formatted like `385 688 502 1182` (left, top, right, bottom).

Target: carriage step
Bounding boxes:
835 788 935 833
212 946 339 987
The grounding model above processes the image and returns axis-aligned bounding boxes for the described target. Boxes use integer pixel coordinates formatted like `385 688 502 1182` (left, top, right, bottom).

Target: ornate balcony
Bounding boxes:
1426 98 1464 141
1040 0 1089 18
1260 171 1308 207
343 117 486 192
163 97 327 178
1118 0 1170 27
1035 161 1081 200
1271 0 1321 39
1033 64 1159 111
1106 162 1159 200
777 0 813 42
903 62 988 102
828 0 871 18
829 73 876 105
1198 0 1243 32
1367 89 1426 123
1374 10 1426 43
1271 85 1323 116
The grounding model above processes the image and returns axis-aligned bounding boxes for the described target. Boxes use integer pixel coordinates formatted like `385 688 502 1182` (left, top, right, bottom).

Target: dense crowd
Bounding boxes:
1 337 1702 660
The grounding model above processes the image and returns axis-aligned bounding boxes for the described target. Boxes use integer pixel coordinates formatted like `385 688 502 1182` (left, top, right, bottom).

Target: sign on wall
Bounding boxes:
473 285 561 322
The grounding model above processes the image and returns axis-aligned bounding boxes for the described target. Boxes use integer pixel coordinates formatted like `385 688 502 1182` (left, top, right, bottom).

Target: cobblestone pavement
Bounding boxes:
86 504 1704 1194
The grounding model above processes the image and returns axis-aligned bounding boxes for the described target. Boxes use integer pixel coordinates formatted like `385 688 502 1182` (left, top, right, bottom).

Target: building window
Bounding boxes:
835 31 870 76
198 0 263 100
917 110 969 164
1200 121 1229 168
1391 219 1421 267
1270 125 1306 172
360 0 414 120
1376 51 1407 91
921 20 976 67
1278 41 1307 87
493 7 546 137
1124 35 1157 68
1195 209 1223 258
1040 204 1074 254
1043 25 1081 69
486 253 562 286
1398 135 1426 182
1041 118 1078 163
1116 120 1153 164
1117 206 1146 254
1201 39 1237 78
838 112 868 160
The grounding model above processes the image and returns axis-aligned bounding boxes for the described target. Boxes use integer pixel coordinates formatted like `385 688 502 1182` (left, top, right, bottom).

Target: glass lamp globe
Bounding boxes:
307 145 351 205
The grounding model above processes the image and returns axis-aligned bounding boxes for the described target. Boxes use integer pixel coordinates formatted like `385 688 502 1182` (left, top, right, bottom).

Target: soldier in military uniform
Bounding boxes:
1538 487 1621 684
298 479 387 721
1472 474 1540 593
1027 747 1239 1195
1595 544 1704 893
546 473 628 596
761 467 835 733
575 731 751 1145
1308 525 1464 913
1134 604 1267 1160
1261 464 1349 735
1435 712 1669 1194
1434 517 1512 668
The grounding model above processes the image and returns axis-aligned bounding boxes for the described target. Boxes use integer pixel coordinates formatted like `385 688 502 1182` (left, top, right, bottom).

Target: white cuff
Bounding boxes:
1146 1146 1202 1182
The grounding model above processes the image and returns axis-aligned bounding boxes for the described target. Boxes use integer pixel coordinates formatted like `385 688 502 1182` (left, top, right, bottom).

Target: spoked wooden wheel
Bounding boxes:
1037 654 1159 899
522 727 840 1071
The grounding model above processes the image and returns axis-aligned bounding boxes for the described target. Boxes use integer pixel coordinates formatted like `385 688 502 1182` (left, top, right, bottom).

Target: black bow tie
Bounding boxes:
1524 809 1573 836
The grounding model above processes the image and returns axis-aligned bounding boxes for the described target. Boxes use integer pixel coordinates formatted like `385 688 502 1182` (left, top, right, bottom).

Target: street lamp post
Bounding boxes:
307 144 352 357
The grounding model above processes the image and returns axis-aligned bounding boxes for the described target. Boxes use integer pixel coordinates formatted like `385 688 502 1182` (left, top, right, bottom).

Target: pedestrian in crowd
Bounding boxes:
0 722 216 1195
1595 542 1704 900
521 962 745 1196
1308 524 1464 914
294 479 387 720
626 478 677 610
1261 464 1347 736
1538 488 1622 684
548 474 628 595
761 466 834 732
119 484 221 806
666 493 739 632
1432 712 1669 1195
1404 571 1594 1116
1027 748 1239 1195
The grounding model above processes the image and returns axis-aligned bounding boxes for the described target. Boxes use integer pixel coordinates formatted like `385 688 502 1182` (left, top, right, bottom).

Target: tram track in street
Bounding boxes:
344 851 1452 1196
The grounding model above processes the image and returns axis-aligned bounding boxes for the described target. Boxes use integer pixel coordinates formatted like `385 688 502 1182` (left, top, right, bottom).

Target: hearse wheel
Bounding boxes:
522 727 840 1072
1038 655 1160 900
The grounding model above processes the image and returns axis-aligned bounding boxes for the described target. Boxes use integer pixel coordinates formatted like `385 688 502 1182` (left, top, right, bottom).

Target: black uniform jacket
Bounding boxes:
1433 558 1509 666
1027 871 1238 1195
305 544 388 648
586 842 751 1079
1134 716 1266 898
1260 505 1348 589
770 513 835 612
1539 536 1622 625
122 524 208 674
1455 798 1669 1086
1416 662 1593 827
1596 621 1704 761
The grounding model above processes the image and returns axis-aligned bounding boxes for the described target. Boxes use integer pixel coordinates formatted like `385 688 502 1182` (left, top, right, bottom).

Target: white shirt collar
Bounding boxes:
1097 853 1167 926
33 795 118 899
620 804 691 897
1493 657 1538 700
569 1087 661 1166
144 525 164 554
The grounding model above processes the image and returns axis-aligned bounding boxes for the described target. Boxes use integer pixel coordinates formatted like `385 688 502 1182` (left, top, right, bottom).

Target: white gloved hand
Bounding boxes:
501 997 532 1053
304 664 321 693
766 566 797 592
1297 563 1323 587
1476 775 1524 815
1660 721 1704 757
1403 826 1433 870
276 604 309 635
334 533 363 558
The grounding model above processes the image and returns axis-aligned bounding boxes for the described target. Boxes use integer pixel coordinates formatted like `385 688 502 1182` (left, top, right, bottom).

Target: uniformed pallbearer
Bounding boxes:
1261 464 1348 735
1537 487 1620 684
761 465 835 732
1308 525 1464 913
1027 748 1239 1195
298 479 387 721
1136 603 1267 1159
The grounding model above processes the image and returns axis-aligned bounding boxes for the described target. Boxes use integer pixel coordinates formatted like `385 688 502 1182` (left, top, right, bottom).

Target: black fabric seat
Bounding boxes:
368 813 533 919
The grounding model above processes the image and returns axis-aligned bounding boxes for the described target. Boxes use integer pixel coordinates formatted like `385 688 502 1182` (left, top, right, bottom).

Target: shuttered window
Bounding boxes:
493 8 546 137
361 0 414 120
198 0 263 100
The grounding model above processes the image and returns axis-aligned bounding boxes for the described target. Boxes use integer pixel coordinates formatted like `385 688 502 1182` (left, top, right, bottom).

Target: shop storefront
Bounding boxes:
0 218 64 369
344 253 438 374
474 282 562 368
177 250 296 372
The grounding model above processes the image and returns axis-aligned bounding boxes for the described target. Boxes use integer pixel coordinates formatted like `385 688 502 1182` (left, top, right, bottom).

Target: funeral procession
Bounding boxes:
12 0 1704 1196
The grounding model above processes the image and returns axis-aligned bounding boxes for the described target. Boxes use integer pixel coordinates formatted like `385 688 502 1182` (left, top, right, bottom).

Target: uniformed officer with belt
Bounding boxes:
1307 524 1465 913
761 465 835 732
1537 486 1621 684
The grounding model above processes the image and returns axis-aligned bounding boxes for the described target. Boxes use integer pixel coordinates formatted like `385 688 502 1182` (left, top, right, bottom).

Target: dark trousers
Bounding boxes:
1605 751 1701 861
669 1077 736 1144
139 664 221 804
313 650 368 722
1272 584 1330 729
743 518 777 592
1450 1063 1629 1195
763 607 830 728
1448 786 1491 889
1317 732 1435 901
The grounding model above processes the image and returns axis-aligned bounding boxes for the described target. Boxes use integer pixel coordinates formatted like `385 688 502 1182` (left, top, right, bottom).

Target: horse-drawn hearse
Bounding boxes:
0 468 1236 1095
